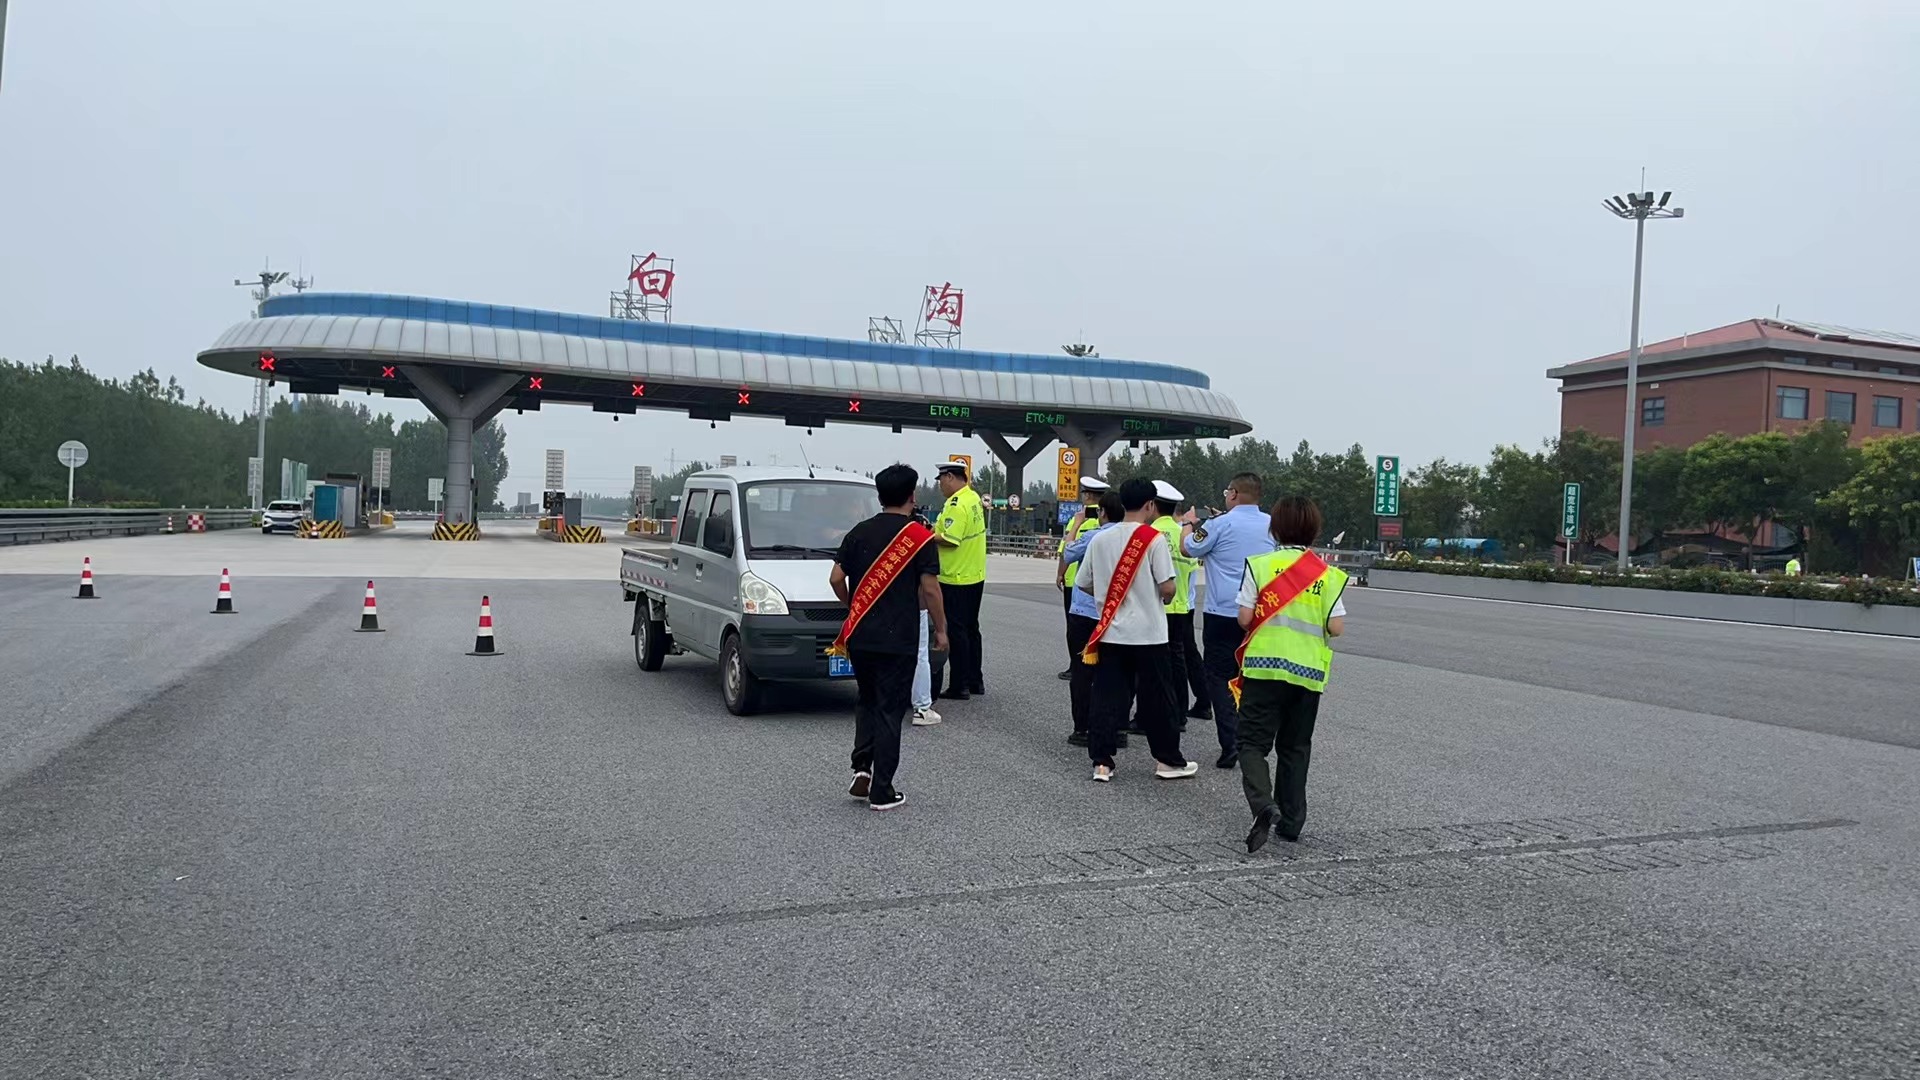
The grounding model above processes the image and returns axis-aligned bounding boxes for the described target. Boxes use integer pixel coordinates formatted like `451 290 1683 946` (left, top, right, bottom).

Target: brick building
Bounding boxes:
1549 317 1920 448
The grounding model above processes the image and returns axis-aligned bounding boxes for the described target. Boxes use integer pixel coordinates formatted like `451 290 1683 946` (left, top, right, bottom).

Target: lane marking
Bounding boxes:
1367 585 1920 643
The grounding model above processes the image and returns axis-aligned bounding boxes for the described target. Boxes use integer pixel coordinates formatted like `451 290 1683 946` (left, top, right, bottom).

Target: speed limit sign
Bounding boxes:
1056 447 1082 502
1009 494 1022 510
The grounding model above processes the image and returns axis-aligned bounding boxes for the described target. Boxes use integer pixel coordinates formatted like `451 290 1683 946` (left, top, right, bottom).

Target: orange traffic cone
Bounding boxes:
467 595 502 656
356 580 384 632
210 568 236 614
76 556 98 600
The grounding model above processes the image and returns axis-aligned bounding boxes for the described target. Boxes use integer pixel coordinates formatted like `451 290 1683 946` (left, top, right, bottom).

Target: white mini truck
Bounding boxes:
620 466 881 715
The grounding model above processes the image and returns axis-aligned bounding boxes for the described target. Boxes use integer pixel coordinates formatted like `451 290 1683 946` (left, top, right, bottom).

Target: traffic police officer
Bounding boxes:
1150 480 1208 723
1056 476 1110 680
932 461 988 699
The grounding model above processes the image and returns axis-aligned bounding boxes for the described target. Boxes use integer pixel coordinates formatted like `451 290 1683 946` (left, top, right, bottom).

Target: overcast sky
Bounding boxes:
3 1 1917 498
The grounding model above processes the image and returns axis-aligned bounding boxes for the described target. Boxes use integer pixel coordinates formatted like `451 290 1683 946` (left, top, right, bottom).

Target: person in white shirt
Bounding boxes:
1074 478 1199 783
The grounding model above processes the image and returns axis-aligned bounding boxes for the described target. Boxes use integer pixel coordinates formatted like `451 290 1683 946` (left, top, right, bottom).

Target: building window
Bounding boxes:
1783 355 1809 365
1777 386 1809 420
1831 360 1855 370
1873 395 1902 428
1640 396 1666 426
1880 366 1902 376
1826 390 1856 423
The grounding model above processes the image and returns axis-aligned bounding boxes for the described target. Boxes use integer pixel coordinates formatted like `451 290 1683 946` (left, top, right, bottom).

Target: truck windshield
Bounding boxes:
739 481 876 557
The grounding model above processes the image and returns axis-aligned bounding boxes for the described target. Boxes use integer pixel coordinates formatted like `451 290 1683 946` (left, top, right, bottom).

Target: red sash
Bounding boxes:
1229 550 1329 706
828 520 935 657
1081 524 1162 666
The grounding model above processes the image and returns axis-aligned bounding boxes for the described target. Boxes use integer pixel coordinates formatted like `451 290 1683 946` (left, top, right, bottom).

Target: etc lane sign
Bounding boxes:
1373 455 1400 517
1562 482 1582 539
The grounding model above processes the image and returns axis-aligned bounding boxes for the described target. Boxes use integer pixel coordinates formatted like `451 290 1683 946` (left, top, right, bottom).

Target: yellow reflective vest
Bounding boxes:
1240 549 1348 693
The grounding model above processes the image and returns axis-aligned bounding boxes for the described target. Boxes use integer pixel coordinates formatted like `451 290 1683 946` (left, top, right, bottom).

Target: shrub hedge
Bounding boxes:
1377 555 1920 609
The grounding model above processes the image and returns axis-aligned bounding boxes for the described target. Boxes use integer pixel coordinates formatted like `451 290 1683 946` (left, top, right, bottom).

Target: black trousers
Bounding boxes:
849 649 916 799
1164 611 1209 715
1062 586 1076 666
1236 678 1321 837
940 582 985 693
1170 611 1207 710
1065 613 1097 734
1201 613 1245 753
1088 642 1184 769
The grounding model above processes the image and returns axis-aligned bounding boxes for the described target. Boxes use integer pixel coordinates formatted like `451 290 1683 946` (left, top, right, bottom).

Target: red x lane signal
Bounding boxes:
631 383 646 397
380 366 397 379
847 399 861 413
257 352 277 372
737 389 752 406
527 376 543 391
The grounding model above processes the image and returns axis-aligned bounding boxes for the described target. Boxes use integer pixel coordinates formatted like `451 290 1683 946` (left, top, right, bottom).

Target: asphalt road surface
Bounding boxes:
4 568 1917 1079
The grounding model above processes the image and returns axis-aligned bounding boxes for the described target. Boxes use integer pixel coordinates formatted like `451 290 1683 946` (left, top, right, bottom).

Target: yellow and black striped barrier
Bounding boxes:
432 521 481 541
297 518 346 539
553 524 604 543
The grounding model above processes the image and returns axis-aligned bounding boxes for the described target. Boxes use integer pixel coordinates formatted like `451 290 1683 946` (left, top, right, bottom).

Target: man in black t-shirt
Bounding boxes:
830 464 949 811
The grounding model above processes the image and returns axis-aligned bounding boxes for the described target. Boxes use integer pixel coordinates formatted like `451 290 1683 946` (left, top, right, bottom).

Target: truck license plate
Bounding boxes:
828 655 855 678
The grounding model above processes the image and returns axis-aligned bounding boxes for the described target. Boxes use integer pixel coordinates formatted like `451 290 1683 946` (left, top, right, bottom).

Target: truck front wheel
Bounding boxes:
720 631 763 716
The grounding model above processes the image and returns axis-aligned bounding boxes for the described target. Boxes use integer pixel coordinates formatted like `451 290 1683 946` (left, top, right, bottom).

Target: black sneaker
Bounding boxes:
869 790 907 812
944 688 970 701
1247 806 1277 853
968 685 986 696
1215 750 1236 769
1067 731 1089 747
848 772 872 800
1116 733 1130 749
1125 718 1147 735
1056 669 1073 681
1187 703 1213 721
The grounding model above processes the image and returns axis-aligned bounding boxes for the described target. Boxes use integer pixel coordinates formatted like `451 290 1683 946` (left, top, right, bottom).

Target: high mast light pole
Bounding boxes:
235 264 290 507
1601 188 1683 572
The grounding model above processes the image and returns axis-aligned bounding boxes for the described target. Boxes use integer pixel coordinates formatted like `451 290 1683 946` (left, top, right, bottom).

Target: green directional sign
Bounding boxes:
1561 482 1581 539
1373 455 1401 516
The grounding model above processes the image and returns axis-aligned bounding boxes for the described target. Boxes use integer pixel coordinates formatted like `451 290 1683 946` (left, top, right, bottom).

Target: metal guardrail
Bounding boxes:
0 508 257 546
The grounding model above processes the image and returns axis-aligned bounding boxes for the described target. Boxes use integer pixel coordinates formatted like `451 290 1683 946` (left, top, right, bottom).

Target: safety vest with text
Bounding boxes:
1059 512 1100 582
1240 549 1348 693
1153 515 1196 614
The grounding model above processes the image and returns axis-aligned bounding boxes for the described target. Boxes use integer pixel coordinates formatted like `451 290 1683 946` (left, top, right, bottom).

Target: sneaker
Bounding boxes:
1116 733 1130 749
1215 750 1237 770
943 688 970 701
848 772 872 800
968 684 986 696
1091 764 1113 783
1067 731 1089 747
1155 759 1199 780
1247 806 1277 853
1125 718 1147 735
912 706 942 726
1057 669 1073 681
1187 703 1213 721
869 790 907 812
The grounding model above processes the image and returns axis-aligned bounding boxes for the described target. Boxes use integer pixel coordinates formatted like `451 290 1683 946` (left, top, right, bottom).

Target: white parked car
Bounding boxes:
260 500 306 534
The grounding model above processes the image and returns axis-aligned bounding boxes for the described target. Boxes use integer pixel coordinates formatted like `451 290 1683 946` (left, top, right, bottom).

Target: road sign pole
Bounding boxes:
67 463 75 507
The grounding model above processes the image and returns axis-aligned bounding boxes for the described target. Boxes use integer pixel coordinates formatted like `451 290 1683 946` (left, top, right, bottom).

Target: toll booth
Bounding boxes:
312 480 363 528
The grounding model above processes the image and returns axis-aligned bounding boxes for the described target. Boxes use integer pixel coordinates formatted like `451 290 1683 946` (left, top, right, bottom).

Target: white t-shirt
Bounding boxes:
1074 524 1175 645
1235 549 1348 618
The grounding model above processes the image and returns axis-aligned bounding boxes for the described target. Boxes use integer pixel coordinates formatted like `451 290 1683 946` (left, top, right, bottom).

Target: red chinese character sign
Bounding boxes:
629 252 675 299
915 282 964 348
610 252 676 323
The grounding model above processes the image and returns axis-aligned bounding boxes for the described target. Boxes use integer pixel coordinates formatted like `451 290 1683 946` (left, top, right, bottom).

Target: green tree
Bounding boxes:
1401 458 1482 541
1825 434 1920 574
1478 442 1559 555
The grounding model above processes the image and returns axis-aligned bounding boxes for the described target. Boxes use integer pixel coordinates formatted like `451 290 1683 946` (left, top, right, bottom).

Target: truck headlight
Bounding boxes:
739 572 789 616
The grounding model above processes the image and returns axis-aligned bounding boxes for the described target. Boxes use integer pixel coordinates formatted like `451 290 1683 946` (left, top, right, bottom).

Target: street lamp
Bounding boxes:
1602 189 1683 571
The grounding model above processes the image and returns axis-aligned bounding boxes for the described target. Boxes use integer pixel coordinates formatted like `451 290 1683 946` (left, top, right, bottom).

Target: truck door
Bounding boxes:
671 489 713 655
696 488 739 656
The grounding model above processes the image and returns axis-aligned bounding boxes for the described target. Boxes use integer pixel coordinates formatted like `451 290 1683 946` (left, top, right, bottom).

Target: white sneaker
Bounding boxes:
1155 759 1200 780
1092 764 1113 783
912 706 942 726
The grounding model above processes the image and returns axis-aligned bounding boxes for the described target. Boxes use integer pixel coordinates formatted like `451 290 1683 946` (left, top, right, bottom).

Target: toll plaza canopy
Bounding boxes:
198 292 1250 523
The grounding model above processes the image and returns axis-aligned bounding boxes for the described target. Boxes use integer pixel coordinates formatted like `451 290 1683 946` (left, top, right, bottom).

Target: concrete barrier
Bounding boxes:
1370 569 1920 637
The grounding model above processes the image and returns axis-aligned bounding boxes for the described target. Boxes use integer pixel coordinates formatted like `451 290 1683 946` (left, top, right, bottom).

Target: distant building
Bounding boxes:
1549 318 1920 448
